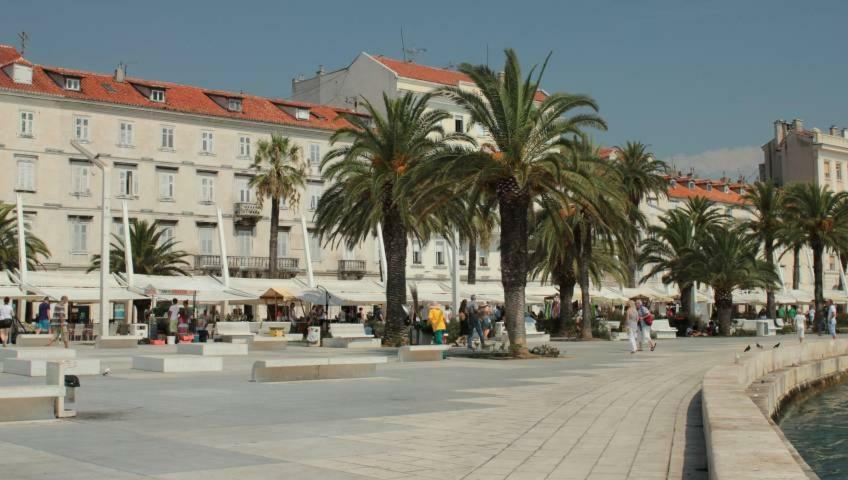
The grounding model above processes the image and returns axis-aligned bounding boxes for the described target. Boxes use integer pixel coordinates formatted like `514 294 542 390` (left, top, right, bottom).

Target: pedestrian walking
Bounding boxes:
466 295 486 350
793 309 806 343
0 297 14 346
36 297 51 334
636 299 656 352
455 299 468 346
827 299 837 340
45 296 70 348
808 303 816 334
428 302 446 345
167 298 180 336
626 300 639 354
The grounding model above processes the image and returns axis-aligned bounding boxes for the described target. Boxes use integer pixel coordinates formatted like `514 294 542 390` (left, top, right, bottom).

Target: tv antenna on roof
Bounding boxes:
18 31 29 55
400 27 426 63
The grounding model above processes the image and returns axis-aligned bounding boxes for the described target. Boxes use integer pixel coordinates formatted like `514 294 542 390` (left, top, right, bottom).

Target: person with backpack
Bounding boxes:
636 299 656 352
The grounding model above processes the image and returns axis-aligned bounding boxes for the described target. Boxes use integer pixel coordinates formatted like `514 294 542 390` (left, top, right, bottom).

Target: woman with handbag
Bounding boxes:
0 296 14 346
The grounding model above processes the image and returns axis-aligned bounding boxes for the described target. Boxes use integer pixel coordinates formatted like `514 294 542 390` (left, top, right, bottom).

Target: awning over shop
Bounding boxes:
525 283 558 304
219 277 306 304
19 271 144 303
409 282 453 303
297 279 387 306
824 289 848 303
620 285 674 302
0 271 38 299
123 274 256 303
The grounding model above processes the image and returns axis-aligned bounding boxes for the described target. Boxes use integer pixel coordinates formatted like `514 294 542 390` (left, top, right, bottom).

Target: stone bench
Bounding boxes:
177 343 247 356
736 319 778 336
249 336 288 351
0 361 74 422
650 319 678 339
398 345 448 362
250 356 387 382
323 323 381 348
0 347 76 360
214 322 255 342
259 321 291 335
132 355 223 373
15 334 52 347
96 335 138 349
526 323 551 344
3 358 101 377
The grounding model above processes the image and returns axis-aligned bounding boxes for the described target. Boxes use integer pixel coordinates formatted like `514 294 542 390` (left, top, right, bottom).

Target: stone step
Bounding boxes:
177 343 247 356
132 355 223 373
0 347 76 360
3 358 101 377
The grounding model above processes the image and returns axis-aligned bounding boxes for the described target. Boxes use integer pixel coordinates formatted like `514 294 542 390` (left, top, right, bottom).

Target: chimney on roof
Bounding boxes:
316 65 325 76
791 118 803 131
774 119 786 145
114 63 126 83
830 125 840 136
843 128 848 139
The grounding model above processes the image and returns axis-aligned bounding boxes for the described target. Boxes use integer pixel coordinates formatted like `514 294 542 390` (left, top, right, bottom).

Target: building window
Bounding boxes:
308 230 322 261
475 123 489 136
435 239 446 266
277 230 289 257
64 77 81 91
74 116 90 141
458 242 468 266
199 174 215 203
479 245 489 267
70 217 90 253
838 162 843 181
296 108 309 120
829 255 837 271
15 155 36 191
119 121 134 146
117 166 139 197
234 176 252 203
239 136 251 158
71 161 91 195
20 111 34 137
227 98 242 112
454 115 464 133
308 143 321 166
161 126 174 149
150 89 165 102
158 170 176 200
201 131 214 153
158 223 175 247
236 228 252 256
198 226 215 255
412 241 422 265
646 196 658 206
308 184 322 211
824 161 831 180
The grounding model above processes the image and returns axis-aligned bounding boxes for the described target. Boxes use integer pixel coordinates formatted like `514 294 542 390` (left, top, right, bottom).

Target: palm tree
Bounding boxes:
0 203 50 270
678 225 780 334
315 92 472 343
614 141 668 287
776 202 806 290
250 134 306 278
88 219 190 275
436 49 606 354
640 198 726 317
743 181 783 319
782 183 848 329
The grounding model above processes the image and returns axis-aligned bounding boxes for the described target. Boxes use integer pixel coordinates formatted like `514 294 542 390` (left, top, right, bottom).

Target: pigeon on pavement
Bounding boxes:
744 345 751 352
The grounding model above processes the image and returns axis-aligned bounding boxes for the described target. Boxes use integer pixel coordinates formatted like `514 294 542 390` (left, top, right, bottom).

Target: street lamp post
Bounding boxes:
71 141 111 339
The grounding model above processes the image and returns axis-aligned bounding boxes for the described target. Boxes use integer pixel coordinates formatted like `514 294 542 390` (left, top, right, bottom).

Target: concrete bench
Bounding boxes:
0 361 74 422
214 322 255 342
323 323 381 348
737 319 778 336
650 319 678 339
249 336 288 351
250 356 387 382
177 343 247 356
96 335 138 349
399 345 448 362
525 323 551 344
15 334 52 347
3 358 101 377
132 355 223 373
259 321 292 335
0 347 76 360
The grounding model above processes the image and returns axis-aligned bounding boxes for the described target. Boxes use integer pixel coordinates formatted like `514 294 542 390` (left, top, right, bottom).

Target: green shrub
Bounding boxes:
446 318 462 344
530 344 561 357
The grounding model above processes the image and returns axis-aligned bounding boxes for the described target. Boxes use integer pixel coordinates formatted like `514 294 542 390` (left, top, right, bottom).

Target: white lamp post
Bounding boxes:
71 141 111 339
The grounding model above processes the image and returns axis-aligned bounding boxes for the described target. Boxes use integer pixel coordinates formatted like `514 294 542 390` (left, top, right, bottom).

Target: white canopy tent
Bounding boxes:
218 277 307 304
120 273 256 303
0 271 38 299
16 271 144 303
620 285 674 302
297 279 387 306
409 281 454 304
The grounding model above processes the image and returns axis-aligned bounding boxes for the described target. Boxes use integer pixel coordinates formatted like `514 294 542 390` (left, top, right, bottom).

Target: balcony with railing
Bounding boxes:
194 255 300 278
338 259 366 279
233 202 262 224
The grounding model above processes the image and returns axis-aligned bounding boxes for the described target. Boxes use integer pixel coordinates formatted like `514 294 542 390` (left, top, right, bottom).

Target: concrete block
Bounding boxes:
248 336 287 351
15 334 53 347
132 355 223 373
322 337 382 348
177 343 247 356
0 386 65 422
399 345 448 362
0 347 76 360
95 335 138 349
3 358 101 377
251 357 384 382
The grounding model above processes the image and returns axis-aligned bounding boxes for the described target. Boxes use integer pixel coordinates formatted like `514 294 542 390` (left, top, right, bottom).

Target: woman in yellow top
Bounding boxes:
427 302 447 345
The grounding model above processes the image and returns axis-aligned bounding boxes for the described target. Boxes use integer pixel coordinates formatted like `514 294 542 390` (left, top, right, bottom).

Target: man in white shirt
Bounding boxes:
827 299 838 340
794 310 806 343
167 298 180 336
0 296 14 346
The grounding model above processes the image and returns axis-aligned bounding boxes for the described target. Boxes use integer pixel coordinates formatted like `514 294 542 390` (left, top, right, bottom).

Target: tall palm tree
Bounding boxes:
678 225 780 334
88 219 190 275
743 181 783 319
782 183 848 329
315 92 472 343
250 134 306 278
640 198 726 317
436 49 606 354
614 141 668 287
0 203 50 270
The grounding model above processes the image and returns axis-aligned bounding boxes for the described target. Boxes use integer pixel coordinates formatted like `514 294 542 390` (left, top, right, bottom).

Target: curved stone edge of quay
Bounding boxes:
701 339 848 480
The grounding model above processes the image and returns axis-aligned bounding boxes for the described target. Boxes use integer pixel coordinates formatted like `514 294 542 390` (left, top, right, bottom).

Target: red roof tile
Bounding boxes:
372 55 548 102
667 182 747 205
0 45 358 132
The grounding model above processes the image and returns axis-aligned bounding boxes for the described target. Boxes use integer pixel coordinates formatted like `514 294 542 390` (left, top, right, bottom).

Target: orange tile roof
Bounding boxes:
372 55 548 102
667 179 748 205
0 45 359 132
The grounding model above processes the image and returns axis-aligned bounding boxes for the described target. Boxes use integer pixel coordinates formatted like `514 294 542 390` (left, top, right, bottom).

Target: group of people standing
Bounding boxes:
425 294 500 350
625 299 656 354
0 296 71 348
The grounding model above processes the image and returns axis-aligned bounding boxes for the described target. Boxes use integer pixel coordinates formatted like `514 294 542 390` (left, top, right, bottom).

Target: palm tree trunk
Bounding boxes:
382 207 408 345
268 197 279 278
765 240 776 320
579 229 593 340
792 245 801 290
715 287 733 335
840 253 847 290
467 235 477 285
556 267 576 336
680 283 694 317
813 241 824 333
627 227 641 288
498 196 529 355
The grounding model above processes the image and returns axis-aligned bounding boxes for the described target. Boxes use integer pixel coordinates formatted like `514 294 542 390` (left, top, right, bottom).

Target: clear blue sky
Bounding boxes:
4 0 847 179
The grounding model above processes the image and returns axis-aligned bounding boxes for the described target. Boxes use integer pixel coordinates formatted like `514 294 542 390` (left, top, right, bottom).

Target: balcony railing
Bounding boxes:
234 202 262 223
194 255 299 278
338 259 366 279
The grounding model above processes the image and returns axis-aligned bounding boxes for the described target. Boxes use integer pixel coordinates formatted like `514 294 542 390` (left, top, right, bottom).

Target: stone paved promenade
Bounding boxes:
0 336 790 479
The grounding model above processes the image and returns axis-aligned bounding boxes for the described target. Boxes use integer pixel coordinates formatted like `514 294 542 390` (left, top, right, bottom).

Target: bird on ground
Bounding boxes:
756 343 763 349
773 343 780 349
744 345 751 352
102 368 111 376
